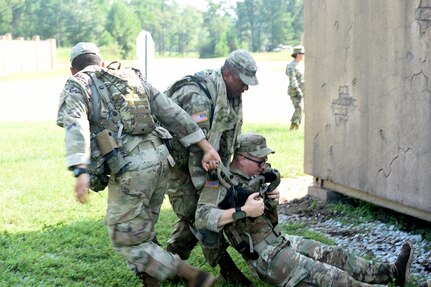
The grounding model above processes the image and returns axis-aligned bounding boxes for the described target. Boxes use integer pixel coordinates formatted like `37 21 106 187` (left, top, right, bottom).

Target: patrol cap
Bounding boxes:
227 49 258 85
70 42 101 63
291 45 305 57
236 133 274 158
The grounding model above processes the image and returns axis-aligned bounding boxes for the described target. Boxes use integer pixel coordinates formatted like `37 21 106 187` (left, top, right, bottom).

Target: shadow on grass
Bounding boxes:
0 213 269 287
0 219 139 287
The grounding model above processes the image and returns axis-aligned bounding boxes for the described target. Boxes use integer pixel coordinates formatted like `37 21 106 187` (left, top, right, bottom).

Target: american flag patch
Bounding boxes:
192 112 209 123
205 180 219 188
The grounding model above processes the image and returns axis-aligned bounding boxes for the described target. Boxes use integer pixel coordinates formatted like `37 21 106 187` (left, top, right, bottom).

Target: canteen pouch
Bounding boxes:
95 129 129 175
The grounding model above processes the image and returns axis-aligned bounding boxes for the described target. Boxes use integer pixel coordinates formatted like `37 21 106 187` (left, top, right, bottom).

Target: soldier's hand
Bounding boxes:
75 173 90 203
265 189 280 202
201 148 221 171
243 192 264 218
196 139 221 171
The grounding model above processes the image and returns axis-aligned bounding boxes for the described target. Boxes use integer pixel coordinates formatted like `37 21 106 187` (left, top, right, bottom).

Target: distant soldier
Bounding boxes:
196 132 415 287
56 42 219 287
163 49 259 286
286 45 305 130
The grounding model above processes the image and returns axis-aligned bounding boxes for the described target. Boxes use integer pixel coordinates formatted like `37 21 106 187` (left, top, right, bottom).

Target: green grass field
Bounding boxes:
0 121 305 286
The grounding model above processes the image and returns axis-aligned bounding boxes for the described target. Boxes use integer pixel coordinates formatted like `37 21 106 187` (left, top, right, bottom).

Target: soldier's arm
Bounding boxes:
59 81 91 168
146 82 204 145
218 192 264 227
145 81 220 166
196 183 265 232
58 79 92 203
195 181 226 232
288 65 301 93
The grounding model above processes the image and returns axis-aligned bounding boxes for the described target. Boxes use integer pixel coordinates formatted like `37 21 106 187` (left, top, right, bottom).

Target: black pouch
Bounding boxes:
235 241 259 260
95 129 129 175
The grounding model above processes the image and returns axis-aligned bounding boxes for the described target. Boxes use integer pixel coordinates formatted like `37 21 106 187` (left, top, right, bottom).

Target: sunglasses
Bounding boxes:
241 154 267 167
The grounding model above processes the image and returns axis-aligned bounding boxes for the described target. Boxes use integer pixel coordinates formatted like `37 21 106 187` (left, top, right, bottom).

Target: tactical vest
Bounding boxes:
85 63 156 136
64 64 157 191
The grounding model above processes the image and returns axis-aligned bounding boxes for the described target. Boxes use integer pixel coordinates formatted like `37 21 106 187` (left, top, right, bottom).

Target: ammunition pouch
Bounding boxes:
95 129 129 176
87 134 109 192
89 172 109 192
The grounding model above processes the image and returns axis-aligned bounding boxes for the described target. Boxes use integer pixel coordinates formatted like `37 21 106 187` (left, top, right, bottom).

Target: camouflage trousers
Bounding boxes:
105 139 180 281
289 90 303 125
165 167 226 266
250 235 395 287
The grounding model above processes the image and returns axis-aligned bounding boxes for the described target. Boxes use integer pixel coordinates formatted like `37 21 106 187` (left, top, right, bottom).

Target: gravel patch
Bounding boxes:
278 195 431 283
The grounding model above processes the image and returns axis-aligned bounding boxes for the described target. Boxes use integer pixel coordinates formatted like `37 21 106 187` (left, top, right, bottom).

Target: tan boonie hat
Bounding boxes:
70 42 101 63
236 132 274 158
227 49 259 85
291 45 305 57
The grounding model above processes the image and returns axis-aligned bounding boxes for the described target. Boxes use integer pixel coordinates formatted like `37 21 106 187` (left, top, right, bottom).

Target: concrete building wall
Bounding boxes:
0 34 56 76
304 0 431 221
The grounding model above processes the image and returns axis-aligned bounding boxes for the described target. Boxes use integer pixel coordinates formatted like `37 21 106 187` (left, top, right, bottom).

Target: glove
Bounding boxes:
262 168 281 193
262 168 280 183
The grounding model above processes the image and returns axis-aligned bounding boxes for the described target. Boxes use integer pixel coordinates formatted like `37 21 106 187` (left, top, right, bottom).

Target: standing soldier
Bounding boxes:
286 45 305 130
164 49 258 286
56 42 220 287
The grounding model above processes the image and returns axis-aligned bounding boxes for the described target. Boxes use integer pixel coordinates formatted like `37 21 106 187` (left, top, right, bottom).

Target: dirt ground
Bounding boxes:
277 176 337 223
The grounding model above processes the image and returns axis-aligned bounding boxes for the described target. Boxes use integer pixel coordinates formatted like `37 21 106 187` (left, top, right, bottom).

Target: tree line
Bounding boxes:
0 0 303 58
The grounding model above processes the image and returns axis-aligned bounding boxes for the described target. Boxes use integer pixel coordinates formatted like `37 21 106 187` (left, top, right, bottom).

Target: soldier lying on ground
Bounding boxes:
195 132 416 287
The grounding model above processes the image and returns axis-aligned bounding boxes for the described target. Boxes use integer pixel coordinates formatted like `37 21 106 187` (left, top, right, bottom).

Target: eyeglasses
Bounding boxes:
241 154 267 167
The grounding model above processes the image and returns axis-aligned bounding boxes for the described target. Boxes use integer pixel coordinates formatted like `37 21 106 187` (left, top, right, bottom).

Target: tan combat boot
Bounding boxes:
136 272 160 287
175 257 216 287
290 123 299 130
394 241 414 286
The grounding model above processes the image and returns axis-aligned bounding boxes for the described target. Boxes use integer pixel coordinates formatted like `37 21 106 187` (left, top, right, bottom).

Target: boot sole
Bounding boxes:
403 241 414 285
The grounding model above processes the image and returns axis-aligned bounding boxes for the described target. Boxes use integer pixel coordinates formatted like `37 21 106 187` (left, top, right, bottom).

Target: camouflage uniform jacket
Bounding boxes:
196 167 310 286
56 65 205 169
286 60 304 97
195 166 278 248
166 68 243 190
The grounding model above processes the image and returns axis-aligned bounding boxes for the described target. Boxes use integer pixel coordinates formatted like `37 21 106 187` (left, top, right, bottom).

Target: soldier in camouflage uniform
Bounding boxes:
286 45 305 130
195 132 415 287
56 42 220 287
164 49 258 286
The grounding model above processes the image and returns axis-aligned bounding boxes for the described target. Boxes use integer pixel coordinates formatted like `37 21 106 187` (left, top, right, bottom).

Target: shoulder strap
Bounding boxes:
89 81 100 123
187 75 215 129
87 71 125 139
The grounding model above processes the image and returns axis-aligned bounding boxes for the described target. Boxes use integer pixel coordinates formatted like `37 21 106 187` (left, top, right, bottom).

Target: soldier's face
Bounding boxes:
225 70 249 99
240 154 267 177
297 54 304 61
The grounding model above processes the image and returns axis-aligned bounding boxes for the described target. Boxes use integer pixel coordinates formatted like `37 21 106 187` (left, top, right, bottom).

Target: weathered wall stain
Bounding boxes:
416 0 431 35
331 86 356 125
